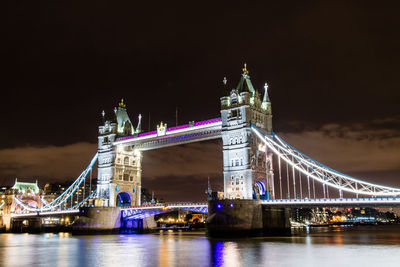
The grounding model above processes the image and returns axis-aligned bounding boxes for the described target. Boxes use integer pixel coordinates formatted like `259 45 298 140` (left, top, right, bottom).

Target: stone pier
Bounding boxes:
72 207 122 234
72 207 157 234
207 199 291 237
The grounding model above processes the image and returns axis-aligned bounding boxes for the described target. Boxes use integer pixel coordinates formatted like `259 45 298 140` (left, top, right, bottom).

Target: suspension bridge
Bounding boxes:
6 65 400 235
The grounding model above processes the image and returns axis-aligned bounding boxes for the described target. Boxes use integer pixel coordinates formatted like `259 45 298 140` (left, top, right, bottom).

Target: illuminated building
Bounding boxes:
97 99 142 207
0 179 43 230
220 64 274 199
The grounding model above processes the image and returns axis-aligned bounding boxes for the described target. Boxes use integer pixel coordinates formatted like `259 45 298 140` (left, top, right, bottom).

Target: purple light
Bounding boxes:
138 131 157 137
96 209 100 213
166 124 190 132
216 203 222 210
157 134 174 139
230 203 234 208
81 210 85 213
194 118 221 127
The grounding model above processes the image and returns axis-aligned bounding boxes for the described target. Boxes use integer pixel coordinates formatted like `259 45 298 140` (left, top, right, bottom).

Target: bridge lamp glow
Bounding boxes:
216 203 222 210
258 144 266 152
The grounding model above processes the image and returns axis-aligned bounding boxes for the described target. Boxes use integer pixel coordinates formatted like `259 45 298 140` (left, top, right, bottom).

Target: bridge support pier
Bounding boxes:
207 199 290 237
120 216 157 233
72 207 122 234
10 217 42 233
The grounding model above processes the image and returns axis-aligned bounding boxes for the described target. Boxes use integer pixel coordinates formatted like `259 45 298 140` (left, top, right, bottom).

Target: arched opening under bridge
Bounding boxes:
117 192 131 207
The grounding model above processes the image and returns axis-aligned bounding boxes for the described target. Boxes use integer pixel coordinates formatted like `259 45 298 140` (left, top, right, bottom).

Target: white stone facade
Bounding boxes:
221 71 274 200
96 101 142 207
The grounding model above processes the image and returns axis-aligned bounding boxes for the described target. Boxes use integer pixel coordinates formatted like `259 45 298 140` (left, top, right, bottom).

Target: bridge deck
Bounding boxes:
11 209 80 218
261 197 400 207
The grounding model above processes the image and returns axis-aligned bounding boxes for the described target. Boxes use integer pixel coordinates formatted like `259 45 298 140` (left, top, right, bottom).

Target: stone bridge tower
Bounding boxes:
97 100 142 207
220 65 274 200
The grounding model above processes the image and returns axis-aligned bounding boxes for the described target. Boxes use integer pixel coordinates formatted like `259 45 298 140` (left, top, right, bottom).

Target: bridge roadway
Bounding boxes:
114 118 222 150
121 197 400 220
10 209 80 218
11 197 400 219
261 197 400 208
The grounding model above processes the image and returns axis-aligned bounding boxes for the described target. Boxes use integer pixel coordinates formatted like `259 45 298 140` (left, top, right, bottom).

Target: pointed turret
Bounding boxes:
136 114 142 133
236 63 255 95
115 99 135 136
221 77 228 96
261 82 271 111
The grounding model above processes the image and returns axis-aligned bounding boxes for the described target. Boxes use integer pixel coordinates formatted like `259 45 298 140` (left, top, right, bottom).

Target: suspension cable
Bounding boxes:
327 184 330 198
299 169 303 199
286 162 290 199
278 156 283 199
313 178 316 199
292 161 296 199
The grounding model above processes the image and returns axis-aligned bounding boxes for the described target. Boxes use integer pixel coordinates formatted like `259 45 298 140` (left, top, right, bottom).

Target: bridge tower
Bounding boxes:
220 65 273 200
97 100 142 207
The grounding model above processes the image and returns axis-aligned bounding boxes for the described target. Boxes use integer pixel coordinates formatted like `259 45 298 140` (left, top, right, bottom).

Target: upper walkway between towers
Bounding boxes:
113 118 222 150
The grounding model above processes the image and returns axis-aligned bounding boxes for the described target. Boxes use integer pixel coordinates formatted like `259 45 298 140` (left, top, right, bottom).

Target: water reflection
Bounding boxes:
1 226 400 267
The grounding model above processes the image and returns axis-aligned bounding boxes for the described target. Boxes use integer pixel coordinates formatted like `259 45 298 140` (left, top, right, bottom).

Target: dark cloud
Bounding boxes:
0 143 97 186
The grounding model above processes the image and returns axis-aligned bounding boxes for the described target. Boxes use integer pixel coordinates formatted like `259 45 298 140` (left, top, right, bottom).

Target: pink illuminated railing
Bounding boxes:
137 131 157 137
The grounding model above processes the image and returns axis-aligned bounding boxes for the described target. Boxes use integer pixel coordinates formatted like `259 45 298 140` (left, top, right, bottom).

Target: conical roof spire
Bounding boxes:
261 82 271 111
115 99 134 135
236 63 255 95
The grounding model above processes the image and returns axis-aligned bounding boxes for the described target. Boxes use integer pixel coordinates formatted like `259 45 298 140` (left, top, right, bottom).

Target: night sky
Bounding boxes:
1 1 400 201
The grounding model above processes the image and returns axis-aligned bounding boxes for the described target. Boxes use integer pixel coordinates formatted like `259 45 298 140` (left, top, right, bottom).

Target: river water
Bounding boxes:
1 225 400 267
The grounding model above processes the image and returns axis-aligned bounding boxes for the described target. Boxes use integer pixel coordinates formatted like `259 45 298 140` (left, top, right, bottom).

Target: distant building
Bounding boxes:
11 179 40 194
0 179 43 230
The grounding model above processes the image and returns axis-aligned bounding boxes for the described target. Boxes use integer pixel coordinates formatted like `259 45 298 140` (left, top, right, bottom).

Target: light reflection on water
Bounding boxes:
1 226 400 267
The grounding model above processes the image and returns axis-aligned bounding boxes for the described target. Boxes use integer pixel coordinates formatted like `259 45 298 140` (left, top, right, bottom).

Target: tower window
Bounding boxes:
124 157 129 165
231 110 238 118
102 137 109 145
